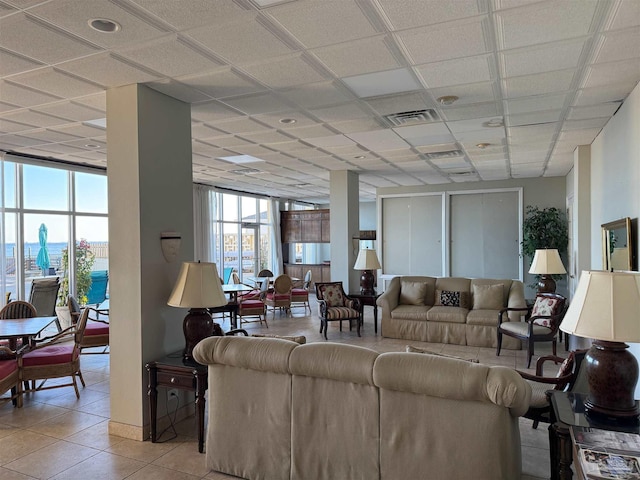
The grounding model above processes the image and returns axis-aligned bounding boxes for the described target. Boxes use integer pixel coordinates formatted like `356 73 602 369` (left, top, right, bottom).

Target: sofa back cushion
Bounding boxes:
318 283 345 307
399 281 427 306
472 283 505 310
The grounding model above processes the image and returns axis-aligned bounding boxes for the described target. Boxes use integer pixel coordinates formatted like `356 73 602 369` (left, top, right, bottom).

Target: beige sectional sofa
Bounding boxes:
377 276 526 349
193 336 532 480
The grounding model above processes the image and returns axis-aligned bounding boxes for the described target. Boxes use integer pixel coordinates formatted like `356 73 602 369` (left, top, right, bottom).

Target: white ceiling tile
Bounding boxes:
416 55 492 88
221 93 293 116
252 111 319 129
364 92 431 116
147 80 213 103
179 68 266 99
343 68 421 98
557 128 602 144
0 12 99 64
377 0 483 30
129 0 248 30
242 54 328 89
311 35 401 78
72 93 106 112
573 83 638 106
608 0 640 31
397 18 488 64
506 110 562 126
594 28 640 64
329 118 384 134
14 128 80 143
502 39 586 77
562 118 609 131
57 53 160 87
185 13 294 65
439 102 500 121
429 81 496 106
0 48 43 76
8 67 103 98
582 59 640 89
28 0 168 48
310 103 372 123
505 94 568 114
117 37 223 77
503 69 575 97
50 124 107 138
267 0 380 49
496 0 598 50
279 81 354 109
405 133 456 147
346 129 410 151
1 109 68 128
241 130 295 145
567 103 621 120
287 124 336 139
302 134 354 148
32 101 104 122
393 122 450 139
191 100 242 123
0 80 60 107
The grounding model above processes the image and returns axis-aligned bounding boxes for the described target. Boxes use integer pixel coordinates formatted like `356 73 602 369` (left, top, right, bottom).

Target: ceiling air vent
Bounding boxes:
384 109 440 127
423 150 464 160
230 168 260 175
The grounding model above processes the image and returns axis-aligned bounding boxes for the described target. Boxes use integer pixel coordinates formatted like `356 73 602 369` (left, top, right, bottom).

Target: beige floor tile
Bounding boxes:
75 396 111 418
106 437 181 463
86 379 111 394
48 451 146 480
3 439 99 479
65 419 126 450
519 418 549 448
521 444 551 479
0 430 58 465
0 402 69 428
125 463 201 480
41 387 109 409
0 422 19 440
152 440 210 477
26 410 105 439
0 467 34 479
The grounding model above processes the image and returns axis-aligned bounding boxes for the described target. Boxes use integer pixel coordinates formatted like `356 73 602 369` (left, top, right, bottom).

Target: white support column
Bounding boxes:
106 84 194 440
330 170 360 292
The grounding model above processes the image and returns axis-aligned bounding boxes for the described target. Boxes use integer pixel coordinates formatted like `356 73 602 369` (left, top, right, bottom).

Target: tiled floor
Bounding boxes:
0 296 559 479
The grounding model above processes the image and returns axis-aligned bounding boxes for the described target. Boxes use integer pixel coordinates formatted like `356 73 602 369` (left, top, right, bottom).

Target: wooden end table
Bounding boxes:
549 390 640 480
349 292 381 334
147 353 208 453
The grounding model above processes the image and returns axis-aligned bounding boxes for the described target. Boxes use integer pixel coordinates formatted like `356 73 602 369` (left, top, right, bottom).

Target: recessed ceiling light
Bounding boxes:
483 118 504 128
279 118 296 125
436 95 459 106
354 155 365 159
88 18 121 33
476 143 491 149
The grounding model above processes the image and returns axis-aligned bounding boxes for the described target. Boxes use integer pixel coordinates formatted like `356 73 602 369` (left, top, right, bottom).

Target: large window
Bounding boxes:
210 191 273 283
1 156 108 305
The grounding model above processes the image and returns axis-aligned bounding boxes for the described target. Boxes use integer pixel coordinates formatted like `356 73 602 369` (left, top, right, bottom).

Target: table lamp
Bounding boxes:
529 248 566 293
354 248 381 295
560 270 640 419
167 261 228 361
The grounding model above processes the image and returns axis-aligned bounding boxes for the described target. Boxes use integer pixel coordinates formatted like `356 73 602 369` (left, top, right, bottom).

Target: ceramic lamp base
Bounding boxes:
182 308 219 361
360 270 375 296
537 275 556 293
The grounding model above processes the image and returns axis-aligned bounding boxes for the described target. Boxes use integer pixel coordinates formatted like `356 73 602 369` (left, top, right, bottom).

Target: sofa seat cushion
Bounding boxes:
499 321 551 336
426 306 468 324
324 306 359 320
390 305 430 321
466 309 501 326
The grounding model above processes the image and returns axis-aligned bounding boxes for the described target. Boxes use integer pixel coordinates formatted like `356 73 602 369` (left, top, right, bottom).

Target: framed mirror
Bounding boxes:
602 217 632 271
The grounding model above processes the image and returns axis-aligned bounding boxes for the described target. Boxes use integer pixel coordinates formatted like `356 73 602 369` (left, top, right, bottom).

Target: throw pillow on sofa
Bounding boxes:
472 283 504 310
400 281 427 306
405 345 479 363
435 289 470 308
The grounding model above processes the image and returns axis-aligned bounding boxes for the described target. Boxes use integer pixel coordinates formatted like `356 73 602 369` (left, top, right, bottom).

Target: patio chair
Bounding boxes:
18 306 91 398
68 295 109 354
28 277 61 330
86 270 109 306
0 301 38 350
0 346 22 408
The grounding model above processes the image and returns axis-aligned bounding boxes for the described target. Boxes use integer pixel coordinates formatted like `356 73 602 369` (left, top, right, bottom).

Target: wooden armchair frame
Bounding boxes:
315 281 362 340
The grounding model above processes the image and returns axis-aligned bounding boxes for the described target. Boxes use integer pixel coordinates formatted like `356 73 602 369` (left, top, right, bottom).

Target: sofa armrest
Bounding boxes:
377 277 400 311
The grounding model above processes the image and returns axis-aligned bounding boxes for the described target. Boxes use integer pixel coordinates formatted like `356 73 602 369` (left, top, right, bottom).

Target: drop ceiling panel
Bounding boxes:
429 81 497 106
179 69 266 99
505 93 568 114
504 69 576 98
1 109 68 128
397 18 488 64
0 12 100 63
267 0 380 49
310 103 372 122
439 102 500 121
567 103 621 120
507 110 563 126
221 92 293 115
192 101 243 123
594 28 640 64
573 82 638 106
416 55 492 88
33 101 104 122
129 0 248 30
582 59 640 89
346 129 409 151
280 81 355 109
241 54 328 89
57 53 160 87
502 39 586 77
0 48 43 76
9 68 103 98
607 0 640 31
378 0 483 30
364 92 430 116
342 68 420 98
148 79 213 103
0 81 60 107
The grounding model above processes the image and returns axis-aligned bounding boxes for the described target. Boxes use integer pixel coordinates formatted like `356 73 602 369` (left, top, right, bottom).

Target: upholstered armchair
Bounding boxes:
68 295 109 354
497 292 568 367
315 282 362 340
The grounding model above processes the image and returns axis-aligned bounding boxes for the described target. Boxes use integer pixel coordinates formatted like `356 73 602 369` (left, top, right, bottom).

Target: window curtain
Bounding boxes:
269 199 283 275
193 185 213 262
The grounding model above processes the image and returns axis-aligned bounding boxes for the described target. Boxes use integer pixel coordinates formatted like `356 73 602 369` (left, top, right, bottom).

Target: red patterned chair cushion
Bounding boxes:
319 284 345 307
85 322 109 336
531 296 562 327
22 344 77 366
240 299 265 314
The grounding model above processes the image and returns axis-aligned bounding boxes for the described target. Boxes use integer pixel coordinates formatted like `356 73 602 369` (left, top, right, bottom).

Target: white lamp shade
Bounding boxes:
560 270 640 343
528 249 567 275
167 261 227 308
354 249 381 270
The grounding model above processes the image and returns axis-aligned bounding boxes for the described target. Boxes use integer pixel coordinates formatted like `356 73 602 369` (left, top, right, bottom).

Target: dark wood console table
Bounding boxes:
147 353 208 453
549 390 639 480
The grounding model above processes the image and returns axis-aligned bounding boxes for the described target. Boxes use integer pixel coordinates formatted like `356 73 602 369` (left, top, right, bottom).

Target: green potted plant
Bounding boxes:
522 206 569 288
56 239 96 328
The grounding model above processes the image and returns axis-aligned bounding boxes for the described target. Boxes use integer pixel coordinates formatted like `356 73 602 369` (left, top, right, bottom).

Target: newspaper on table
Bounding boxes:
571 426 640 480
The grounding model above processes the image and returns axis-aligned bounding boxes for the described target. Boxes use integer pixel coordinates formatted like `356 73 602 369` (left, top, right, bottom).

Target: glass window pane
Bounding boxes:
23 165 69 211
2 161 16 208
75 172 108 213
222 194 238 222
23 213 69 299
241 197 256 222
259 199 269 224
2 213 17 301
223 223 240 280
76 216 109 304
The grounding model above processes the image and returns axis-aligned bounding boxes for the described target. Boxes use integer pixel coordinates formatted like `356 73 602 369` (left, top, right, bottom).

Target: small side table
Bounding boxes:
147 353 208 453
549 391 640 480
349 292 381 334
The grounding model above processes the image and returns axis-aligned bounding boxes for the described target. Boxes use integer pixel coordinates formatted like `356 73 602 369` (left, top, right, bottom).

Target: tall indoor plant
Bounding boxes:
56 240 96 327
522 206 569 287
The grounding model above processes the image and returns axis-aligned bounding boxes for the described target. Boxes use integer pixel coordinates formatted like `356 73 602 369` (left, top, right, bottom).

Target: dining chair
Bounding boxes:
18 306 90 398
0 301 38 350
238 278 269 328
264 274 292 320
0 346 22 408
290 269 312 314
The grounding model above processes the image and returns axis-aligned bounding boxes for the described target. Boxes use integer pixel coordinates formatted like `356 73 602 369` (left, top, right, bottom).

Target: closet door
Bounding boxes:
382 195 443 276
450 191 519 279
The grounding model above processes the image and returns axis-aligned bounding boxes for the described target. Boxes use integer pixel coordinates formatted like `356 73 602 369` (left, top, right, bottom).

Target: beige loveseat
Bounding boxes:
378 276 526 349
193 336 531 480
